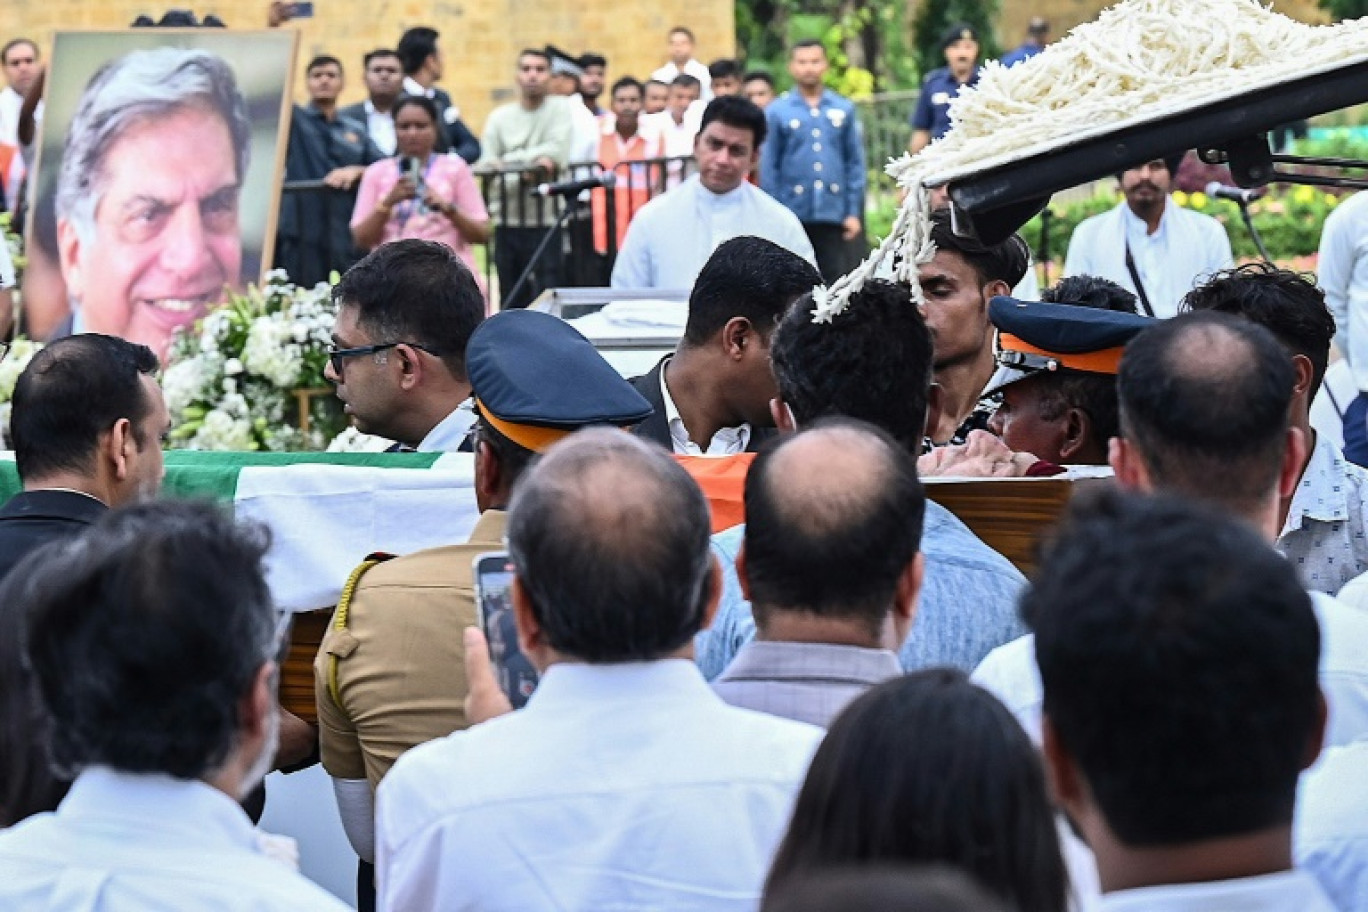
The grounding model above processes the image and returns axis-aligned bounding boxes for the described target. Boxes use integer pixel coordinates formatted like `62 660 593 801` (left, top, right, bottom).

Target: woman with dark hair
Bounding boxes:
764 668 1070 912
351 94 490 297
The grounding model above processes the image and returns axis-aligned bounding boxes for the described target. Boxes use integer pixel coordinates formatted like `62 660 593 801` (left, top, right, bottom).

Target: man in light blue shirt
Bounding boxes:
695 278 1027 680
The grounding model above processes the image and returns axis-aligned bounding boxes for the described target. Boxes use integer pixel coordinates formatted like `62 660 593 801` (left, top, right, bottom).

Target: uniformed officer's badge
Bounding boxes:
932 92 951 106
444 106 460 124
827 108 846 129
958 28 973 41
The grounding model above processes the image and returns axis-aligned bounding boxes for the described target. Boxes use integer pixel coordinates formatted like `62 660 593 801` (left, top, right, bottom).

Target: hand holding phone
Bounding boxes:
474 553 539 708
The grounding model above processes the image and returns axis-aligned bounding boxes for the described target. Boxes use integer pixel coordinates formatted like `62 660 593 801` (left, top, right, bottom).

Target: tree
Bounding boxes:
1318 0 1368 20
910 0 1000 80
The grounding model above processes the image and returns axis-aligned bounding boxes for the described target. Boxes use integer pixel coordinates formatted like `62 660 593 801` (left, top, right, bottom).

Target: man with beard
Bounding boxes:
0 501 350 910
1065 155 1232 318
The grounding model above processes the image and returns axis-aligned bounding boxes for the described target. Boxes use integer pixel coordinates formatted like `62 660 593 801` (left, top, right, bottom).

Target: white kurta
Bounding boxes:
610 175 816 290
0 767 350 911
376 659 823 912
1064 199 1233 318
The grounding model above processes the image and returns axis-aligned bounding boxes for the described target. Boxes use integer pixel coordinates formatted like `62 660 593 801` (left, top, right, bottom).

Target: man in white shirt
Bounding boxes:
1064 155 1233 318
324 239 486 451
1027 488 1335 911
0 500 349 911
975 312 1368 751
612 96 815 290
338 49 405 156
651 26 713 100
1316 189 1368 467
0 38 40 148
628 235 820 455
376 430 824 911
1184 263 1368 594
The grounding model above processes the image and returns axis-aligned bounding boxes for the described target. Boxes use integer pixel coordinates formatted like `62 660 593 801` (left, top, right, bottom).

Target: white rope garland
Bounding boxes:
812 0 1368 323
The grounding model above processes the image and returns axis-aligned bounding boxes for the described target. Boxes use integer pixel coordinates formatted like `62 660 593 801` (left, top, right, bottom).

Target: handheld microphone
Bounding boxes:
407 156 428 214
533 173 617 197
1204 182 1265 205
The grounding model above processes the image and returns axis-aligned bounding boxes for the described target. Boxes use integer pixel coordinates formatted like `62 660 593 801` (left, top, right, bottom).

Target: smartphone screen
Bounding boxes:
474 553 539 709
289 1 316 17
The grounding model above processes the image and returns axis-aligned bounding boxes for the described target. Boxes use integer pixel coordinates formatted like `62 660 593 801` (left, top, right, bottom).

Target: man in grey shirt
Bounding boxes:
713 419 921 727
696 279 1027 680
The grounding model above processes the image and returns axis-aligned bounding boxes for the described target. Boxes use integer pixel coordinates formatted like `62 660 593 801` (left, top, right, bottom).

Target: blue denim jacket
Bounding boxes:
760 89 865 224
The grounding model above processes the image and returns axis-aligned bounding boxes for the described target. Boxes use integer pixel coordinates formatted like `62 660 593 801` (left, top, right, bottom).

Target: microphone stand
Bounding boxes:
1233 197 1274 264
504 200 577 309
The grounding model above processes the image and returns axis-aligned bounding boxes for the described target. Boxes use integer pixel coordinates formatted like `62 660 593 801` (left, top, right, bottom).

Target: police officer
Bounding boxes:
315 309 651 909
985 296 1154 466
909 23 982 154
760 39 866 283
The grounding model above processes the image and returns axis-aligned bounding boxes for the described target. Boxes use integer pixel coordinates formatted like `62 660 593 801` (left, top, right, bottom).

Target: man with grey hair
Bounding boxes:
0 500 349 909
376 429 824 911
54 46 251 358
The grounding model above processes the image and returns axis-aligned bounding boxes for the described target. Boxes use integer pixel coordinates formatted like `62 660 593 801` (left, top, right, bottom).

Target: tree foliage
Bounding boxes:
1318 0 1368 20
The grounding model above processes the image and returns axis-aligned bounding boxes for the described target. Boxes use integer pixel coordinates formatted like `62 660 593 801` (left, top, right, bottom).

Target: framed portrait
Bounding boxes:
22 29 299 359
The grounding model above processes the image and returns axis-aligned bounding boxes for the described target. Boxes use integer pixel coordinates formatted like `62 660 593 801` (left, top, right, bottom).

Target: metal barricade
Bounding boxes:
275 180 367 288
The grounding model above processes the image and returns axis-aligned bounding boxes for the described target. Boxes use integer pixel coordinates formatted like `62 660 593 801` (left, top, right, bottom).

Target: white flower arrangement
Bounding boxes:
0 337 43 447
164 271 347 451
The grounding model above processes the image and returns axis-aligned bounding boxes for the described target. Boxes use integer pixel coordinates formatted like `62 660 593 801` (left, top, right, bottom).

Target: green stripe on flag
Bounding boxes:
0 450 445 507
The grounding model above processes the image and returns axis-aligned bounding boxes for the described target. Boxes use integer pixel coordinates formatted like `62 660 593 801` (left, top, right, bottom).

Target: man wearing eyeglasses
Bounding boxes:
325 239 486 451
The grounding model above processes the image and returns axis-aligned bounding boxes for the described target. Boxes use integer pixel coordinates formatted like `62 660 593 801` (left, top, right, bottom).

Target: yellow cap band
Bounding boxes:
999 334 1125 375
475 398 574 453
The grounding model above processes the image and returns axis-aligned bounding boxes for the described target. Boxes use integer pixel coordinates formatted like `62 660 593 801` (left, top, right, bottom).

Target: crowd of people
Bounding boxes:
0 223 1364 911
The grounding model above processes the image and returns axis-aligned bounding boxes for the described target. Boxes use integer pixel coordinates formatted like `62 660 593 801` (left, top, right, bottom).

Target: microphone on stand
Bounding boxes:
407 156 428 214
1204 182 1265 205
533 173 617 197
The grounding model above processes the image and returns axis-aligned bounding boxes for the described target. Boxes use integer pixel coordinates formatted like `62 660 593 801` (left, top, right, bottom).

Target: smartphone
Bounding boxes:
288 2 315 18
473 552 539 708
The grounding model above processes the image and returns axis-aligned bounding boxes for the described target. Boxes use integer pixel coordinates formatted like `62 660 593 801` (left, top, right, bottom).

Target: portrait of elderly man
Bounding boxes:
51 46 252 358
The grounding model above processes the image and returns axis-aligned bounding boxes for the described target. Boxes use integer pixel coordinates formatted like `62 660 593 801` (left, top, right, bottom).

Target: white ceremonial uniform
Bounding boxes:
1095 870 1335 911
1064 199 1233 319
611 174 816 290
0 766 351 911
376 659 823 912
1277 432 1368 594
971 591 1368 751
1296 739 1368 912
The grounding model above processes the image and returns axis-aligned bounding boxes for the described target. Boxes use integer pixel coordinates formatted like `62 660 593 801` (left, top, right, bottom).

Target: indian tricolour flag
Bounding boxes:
0 450 483 612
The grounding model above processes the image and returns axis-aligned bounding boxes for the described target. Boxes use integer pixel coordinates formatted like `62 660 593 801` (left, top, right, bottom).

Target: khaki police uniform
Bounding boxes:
314 510 507 790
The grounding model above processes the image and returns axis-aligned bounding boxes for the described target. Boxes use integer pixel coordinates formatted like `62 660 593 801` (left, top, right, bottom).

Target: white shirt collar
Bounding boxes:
58 766 260 851
1121 198 1171 242
658 358 750 456
1284 431 1353 532
402 76 433 99
1097 870 1336 911
418 400 477 452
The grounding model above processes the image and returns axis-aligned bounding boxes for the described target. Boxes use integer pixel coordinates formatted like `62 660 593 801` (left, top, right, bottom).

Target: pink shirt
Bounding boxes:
352 154 489 292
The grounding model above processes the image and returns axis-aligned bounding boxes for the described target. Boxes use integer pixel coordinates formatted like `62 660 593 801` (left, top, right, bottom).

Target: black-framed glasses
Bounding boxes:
326 342 436 376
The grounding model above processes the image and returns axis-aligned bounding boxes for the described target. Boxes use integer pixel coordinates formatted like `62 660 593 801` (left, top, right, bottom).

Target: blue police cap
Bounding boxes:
466 310 653 452
984 296 1156 396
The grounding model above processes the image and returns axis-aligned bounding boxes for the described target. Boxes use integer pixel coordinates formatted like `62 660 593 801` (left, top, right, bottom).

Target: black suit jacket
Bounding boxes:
0 489 107 583
628 357 774 453
345 91 482 164
0 489 106 827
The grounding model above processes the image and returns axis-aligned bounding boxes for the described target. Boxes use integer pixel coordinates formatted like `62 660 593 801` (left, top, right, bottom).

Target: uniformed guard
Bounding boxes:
985 296 1155 466
760 39 867 282
315 309 651 906
909 23 982 154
